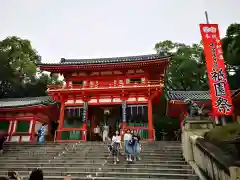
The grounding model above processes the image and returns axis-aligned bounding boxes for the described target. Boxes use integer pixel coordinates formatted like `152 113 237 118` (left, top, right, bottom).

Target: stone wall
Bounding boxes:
182 117 240 180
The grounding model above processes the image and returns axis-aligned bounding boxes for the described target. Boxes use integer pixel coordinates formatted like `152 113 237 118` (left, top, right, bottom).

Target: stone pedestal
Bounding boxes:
182 117 214 162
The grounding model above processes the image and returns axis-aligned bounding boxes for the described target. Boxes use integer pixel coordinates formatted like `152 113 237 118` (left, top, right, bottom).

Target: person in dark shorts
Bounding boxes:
132 131 141 161
110 130 122 164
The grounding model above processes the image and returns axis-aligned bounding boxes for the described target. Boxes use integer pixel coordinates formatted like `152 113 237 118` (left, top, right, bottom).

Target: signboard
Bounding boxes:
200 24 233 115
82 102 88 123
122 100 127 122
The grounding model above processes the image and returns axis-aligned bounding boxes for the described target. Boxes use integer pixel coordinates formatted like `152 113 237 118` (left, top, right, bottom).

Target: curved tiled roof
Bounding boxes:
166 90 237 101
39 54 171 65
0 96 56 108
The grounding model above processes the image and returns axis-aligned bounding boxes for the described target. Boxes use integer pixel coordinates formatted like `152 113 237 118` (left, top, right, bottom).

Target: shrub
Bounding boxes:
204 123 240 142
204 123 240 157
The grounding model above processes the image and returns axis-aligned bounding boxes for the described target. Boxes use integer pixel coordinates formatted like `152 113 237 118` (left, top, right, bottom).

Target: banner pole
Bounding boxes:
205 11 209 24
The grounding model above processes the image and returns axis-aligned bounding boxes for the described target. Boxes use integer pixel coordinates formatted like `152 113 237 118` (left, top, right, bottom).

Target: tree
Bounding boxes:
0 36 41 83
0 51 15 97
222 23 240 89
155 41 208 91
22 73 62 97
0 36 62 98
222 23 240 66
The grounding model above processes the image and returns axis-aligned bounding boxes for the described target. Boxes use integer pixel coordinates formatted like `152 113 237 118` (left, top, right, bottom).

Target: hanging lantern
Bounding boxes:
104 108 110 115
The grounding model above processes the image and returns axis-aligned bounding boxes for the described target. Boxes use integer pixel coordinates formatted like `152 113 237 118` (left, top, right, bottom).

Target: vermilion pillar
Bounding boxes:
57 100 65 140
30 116 37 142
148 98 153 140
8 115 16 142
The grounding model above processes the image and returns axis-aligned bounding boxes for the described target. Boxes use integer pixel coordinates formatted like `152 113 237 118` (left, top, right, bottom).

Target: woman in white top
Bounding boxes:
111 130 121 164
123 129 133 162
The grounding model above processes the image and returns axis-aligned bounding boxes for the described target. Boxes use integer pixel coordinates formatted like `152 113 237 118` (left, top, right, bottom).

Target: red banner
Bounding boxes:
200 24 233 116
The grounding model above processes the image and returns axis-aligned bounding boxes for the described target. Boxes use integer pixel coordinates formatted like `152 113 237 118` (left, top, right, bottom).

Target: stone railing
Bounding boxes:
182 117 240 180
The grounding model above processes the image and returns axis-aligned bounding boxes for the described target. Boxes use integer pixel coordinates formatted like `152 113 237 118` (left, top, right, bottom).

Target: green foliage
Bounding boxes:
0 36 40 81
204 123 240 156
155 41 208 91
222 23 240 89
153 88 180 140
0 36 62 98
204 123 240 142
155 23 240 90
222 23 240 66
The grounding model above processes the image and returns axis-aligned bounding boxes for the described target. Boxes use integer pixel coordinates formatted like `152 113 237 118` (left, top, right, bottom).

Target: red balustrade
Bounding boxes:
121 126 155 141
54 128 85 143
48 80 163 91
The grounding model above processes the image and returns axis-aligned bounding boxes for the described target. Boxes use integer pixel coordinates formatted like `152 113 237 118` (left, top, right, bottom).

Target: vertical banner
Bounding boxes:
82 102 88 123
200 24 233 115
122 100 127 123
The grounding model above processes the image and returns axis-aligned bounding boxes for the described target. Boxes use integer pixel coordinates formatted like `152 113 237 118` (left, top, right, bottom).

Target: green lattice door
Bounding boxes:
62 118 82 140
0 121 9 132
16 121 30 132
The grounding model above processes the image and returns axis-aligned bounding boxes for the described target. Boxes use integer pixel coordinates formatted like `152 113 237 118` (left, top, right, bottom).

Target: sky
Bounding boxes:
0 0 239 63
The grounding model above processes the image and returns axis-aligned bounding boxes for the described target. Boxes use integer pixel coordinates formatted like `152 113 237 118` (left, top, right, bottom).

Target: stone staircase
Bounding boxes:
0 141 199 179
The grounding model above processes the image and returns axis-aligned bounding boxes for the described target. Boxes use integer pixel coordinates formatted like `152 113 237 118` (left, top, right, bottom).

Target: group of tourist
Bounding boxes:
109 129 142 164
0 168 43 180
0 169 75 180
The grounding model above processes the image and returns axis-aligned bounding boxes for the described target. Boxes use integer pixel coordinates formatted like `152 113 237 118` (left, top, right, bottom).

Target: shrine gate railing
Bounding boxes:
47 80 163 91
2 132 34 143
54 128 85 143
54 128 155 142
123 127 156 141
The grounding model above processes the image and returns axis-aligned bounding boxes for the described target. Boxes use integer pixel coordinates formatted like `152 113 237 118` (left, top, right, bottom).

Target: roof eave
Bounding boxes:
0 100 58 110
38 58 170 72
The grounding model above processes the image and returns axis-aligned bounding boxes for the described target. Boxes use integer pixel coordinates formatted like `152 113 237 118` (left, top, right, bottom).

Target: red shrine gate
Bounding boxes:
39 54 170 142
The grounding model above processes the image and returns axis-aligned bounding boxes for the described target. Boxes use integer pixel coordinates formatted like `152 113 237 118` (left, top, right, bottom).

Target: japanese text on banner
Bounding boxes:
200 24 233 115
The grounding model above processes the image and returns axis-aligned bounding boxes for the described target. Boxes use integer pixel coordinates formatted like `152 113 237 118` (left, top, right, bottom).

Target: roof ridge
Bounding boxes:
0 96 51 102
62 54 160 61
166 90 237 101
39 54 171 65
0 96 56 108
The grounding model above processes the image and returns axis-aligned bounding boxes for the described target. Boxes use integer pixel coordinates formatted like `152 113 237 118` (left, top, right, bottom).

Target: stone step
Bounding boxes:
4 141 181 145
0 162 191 169
1 153 183 157
4 144 182 150
4 144 182 148
0 159 187 164
0 171 198 179
0 156 184 161
2 151 183 156
0 166 194 174
0 141 198 179
4 143 181 146
3 148 182 153
3 147 182 151
20 177 195 180
3 152 183 156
